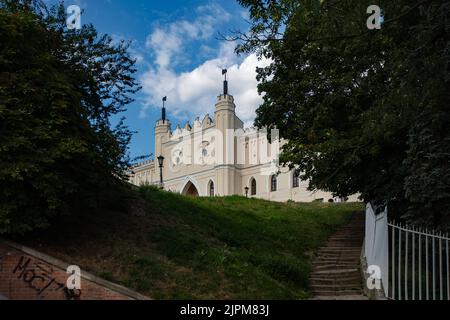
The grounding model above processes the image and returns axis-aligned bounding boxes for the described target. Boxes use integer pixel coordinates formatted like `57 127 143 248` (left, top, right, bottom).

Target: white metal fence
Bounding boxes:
365 203 450 300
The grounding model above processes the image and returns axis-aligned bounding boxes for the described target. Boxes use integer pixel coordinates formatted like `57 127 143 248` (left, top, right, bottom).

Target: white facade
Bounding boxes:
130 83 356 203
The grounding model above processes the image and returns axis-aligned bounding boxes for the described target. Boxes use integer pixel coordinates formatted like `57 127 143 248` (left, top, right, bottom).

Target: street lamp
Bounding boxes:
245 186 249 198
157 155 164 189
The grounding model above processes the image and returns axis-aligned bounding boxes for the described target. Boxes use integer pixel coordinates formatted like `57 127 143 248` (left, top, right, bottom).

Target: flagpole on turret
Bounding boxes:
162 96 167 122
222 69 228 95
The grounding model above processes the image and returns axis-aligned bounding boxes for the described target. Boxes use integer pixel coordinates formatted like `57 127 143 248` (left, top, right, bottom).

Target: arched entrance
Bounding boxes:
181 181 199 197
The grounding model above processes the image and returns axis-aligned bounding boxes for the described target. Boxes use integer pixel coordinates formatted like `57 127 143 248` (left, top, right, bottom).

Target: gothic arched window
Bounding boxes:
292 170 300 188
270 175 277 192
209 181 215 197
251 178 257 196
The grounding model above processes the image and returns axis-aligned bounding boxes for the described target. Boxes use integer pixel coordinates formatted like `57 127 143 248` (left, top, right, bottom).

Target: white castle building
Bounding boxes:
130 74 352 202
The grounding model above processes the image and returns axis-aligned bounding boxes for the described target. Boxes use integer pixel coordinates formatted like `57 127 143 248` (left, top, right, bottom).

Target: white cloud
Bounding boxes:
145 3 231 70
147 28 183 68
140 4 271 127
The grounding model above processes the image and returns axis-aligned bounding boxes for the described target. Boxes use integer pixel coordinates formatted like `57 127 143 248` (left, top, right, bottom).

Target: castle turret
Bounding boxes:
155 97 170 159
214 69 236 195
215 69 236 133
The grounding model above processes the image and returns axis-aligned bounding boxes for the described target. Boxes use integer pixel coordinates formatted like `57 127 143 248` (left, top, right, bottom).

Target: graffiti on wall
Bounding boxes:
0 242 143 300
12 256 82 300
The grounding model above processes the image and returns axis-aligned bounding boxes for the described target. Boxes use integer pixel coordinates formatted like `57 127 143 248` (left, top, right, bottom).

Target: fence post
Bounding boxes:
364 203 389 297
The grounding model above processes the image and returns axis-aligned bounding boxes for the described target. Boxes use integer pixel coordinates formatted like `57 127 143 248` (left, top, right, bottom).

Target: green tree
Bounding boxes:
0 0 140 234
236 0 450 228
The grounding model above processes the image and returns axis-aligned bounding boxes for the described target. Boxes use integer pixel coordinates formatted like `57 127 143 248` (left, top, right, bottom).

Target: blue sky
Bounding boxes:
46 0 269 162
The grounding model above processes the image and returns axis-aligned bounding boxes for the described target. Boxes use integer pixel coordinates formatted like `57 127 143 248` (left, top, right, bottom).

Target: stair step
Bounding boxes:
312 289 364 296
310 274 362 281
316 256 360 260
321 241 362 244
310 277 362 285
328 235 363 238
314 260 360 265
317 249 361 253
317 253 361 256
326 244 362 246
326 242 362 245
313 259 359 267
312 295 369 300
318 247 361 250
313 265 359 271
316 252 360 257
311 284 362 290
330 238 363 240
311 268 359 275
327 240 362 242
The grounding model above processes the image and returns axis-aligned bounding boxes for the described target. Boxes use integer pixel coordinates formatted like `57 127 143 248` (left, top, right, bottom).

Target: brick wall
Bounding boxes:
0 240 149 300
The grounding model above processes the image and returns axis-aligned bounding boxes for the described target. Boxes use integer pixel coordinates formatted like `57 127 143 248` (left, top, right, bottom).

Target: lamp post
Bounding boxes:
245 186 249 198
157 155 164 189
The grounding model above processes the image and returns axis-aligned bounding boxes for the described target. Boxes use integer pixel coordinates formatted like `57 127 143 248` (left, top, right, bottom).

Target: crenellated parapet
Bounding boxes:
130 159 155 169
202 114 214 129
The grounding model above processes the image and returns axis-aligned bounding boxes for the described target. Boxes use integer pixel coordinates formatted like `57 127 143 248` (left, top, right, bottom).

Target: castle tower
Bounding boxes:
155 97 170 161
214 69 237 196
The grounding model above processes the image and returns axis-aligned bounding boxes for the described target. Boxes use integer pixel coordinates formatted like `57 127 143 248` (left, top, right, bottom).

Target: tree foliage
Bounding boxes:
0 0 140 234
237 0 450 228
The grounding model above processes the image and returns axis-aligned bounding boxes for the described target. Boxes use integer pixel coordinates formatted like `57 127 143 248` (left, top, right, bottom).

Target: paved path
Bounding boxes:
309 212 368 300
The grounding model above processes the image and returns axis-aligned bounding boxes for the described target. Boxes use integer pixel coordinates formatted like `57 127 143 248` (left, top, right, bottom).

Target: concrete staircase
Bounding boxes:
309 212 367 300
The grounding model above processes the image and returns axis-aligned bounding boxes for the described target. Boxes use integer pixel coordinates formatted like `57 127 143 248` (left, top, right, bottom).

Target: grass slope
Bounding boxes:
16 186 363 299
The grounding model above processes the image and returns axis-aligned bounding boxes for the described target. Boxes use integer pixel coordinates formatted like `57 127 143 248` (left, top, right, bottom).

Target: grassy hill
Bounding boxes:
15 186 363 299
